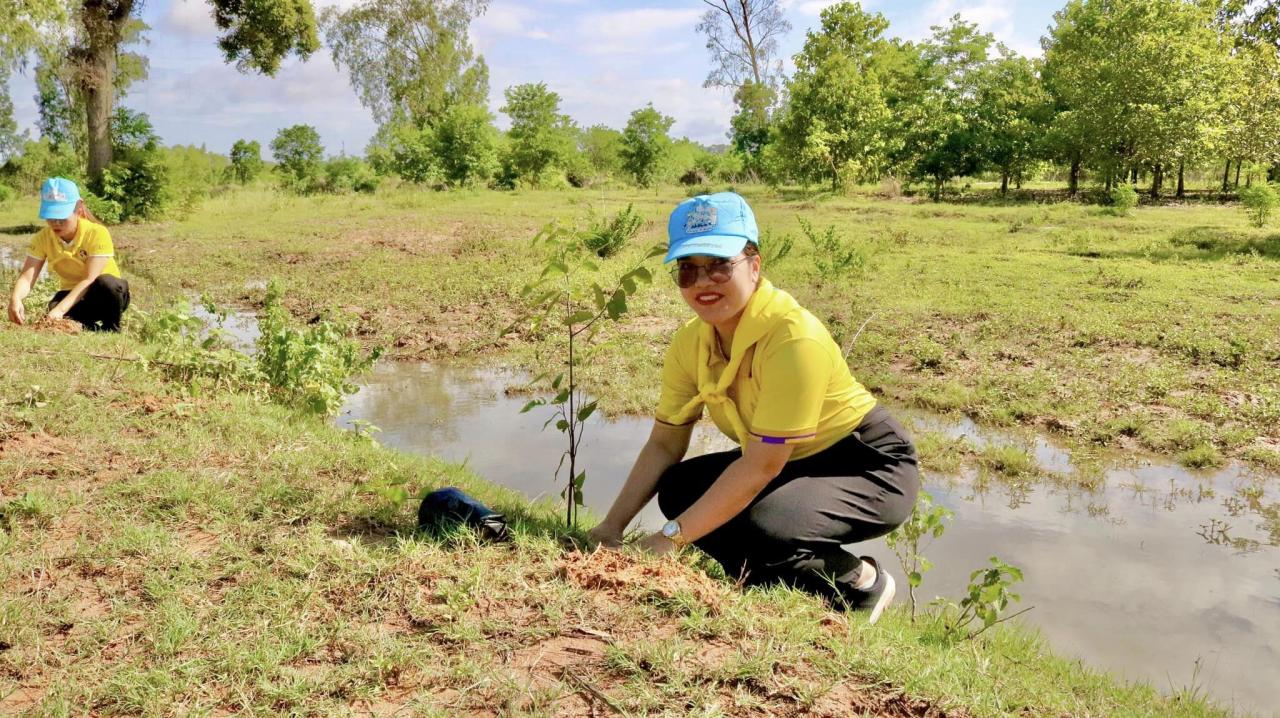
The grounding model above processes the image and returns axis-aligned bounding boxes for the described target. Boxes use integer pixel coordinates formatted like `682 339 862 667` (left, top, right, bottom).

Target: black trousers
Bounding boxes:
49 275 131 332
657 406 919 604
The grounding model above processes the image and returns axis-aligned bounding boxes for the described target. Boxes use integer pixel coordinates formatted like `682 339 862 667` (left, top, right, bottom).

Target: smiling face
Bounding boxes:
675 250 762 335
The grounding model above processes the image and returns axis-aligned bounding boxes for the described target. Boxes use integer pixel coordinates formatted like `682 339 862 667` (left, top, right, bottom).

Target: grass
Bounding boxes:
3 184 1278 473
0 326 1240 716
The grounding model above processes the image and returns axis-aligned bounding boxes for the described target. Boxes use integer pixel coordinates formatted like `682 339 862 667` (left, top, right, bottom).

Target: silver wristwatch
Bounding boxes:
661 519 688 548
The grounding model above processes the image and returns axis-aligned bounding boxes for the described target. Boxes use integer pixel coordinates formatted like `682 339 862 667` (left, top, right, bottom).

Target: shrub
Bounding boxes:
81 191 123 225
0 138 79 193
798 216 868 280
256 281 381 415
1108 183 1138 215
430 103 500 188
95 109 170 221
582 203 644 258
1239 184 1279 228
0 183 14 202
324 157 380 194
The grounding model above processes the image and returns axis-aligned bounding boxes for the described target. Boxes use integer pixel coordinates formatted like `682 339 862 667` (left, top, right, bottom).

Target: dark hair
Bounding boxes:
743 242 759 257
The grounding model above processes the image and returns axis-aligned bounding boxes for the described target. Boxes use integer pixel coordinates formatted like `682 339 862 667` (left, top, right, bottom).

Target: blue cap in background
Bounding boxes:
39 177 81 220
665 191 759 262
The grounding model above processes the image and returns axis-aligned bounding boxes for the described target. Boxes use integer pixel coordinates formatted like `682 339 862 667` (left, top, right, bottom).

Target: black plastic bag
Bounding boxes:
417 487 510 542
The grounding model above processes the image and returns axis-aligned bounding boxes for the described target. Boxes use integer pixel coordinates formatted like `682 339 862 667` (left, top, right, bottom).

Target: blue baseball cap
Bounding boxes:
39 177 81 220
665 191 759 263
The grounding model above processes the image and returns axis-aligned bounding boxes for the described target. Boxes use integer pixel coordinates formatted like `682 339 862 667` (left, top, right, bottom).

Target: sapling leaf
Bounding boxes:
577 401 598 422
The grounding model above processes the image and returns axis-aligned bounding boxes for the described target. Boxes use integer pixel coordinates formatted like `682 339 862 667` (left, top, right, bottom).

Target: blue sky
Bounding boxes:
5 0 1060 158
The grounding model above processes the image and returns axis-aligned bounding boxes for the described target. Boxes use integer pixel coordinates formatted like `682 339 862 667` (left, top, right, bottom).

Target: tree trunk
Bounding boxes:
1234 162 1242 188
1222 159 1232 193
1001 171 1008 194
1150 163 1162 199
79 1 131 188
1130 166 1138 184
1176 160 1185 199
1068 157 1080 195
1104 171 1113 194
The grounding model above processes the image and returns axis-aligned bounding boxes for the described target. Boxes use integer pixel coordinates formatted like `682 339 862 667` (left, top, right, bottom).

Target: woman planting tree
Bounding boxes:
7 178 131 332
588 192 918 623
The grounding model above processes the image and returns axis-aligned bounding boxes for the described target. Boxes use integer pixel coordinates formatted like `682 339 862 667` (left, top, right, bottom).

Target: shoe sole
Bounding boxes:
866 572 895 625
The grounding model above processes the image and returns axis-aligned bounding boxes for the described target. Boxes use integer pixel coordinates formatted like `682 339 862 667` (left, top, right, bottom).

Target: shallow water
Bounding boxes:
339 362 1280 716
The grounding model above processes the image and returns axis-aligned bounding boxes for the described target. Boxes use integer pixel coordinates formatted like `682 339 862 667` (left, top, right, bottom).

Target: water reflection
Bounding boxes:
339 362 1280 715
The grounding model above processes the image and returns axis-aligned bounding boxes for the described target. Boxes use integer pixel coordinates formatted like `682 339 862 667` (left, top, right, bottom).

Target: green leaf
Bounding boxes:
576 401 598 422
556 419 570 432
631 266 653 284
519 399 543 414
553 388 570 405
567 310 595 324
551 373 564 389
621 276 636 294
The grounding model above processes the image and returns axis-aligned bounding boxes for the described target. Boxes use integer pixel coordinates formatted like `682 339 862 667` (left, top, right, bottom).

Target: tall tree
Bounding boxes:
696 0 791 89
324 0 489 129
2 0 318 186
1043 0 1231 197
696 1 790 172
620 105 675 187
500 82 576 182
771 3 898 190
972 52 1051 193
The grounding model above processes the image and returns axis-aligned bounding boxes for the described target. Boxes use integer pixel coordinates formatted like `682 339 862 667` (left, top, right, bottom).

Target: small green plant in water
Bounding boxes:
798 216 866 281
885 490 953 622
513 221 665 527
582 203 644 258
1239 184 1278 228
131 299 259 392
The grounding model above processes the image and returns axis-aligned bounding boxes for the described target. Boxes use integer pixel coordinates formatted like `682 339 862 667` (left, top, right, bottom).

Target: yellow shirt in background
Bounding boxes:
655 279 877 460
27 219 121 290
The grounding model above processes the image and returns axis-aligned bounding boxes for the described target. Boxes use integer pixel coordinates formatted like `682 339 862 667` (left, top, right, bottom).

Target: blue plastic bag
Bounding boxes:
417 487 510 542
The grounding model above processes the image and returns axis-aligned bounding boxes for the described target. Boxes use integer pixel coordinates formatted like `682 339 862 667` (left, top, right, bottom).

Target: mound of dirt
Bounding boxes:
555 549 727 610
33 317 82 334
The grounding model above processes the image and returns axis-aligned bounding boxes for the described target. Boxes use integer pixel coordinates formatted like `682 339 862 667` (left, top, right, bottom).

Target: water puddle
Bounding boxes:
339 362 1280 714
188 303 260 352
1 243 24 272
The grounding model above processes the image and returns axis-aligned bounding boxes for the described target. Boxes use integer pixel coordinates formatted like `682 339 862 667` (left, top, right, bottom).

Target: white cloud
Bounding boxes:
575 8 702 55
473 4 554 44
917 0 1013 40
787 0 843 16
165 0 217 36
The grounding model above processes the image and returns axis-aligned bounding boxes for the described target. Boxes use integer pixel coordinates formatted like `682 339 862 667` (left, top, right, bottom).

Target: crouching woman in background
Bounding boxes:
7 177 131 332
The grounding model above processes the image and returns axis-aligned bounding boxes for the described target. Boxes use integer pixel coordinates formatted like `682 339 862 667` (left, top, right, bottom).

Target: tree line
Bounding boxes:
2 0 1279 216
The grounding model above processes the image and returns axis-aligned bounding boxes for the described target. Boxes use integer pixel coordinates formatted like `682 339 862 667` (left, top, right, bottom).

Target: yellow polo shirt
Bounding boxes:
655 279 877 460
27 219 121 290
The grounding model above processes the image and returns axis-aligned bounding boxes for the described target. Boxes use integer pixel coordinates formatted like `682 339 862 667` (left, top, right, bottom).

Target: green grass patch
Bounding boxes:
0 321 1241 716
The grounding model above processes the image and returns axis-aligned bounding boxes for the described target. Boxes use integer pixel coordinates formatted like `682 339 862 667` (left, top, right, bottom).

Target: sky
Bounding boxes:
4 0 1061 158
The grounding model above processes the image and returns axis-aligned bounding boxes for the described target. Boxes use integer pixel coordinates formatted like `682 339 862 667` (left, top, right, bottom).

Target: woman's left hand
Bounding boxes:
46 308 65 321
631 532 677 556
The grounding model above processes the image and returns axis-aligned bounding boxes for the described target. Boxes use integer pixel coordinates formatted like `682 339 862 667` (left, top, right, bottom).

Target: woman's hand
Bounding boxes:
46 308 65 322
7 299 25 325
631 532 677 557
586 523 624 550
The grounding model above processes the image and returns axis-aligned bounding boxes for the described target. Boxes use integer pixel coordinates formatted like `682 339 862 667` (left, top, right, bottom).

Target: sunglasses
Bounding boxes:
670 256 750 289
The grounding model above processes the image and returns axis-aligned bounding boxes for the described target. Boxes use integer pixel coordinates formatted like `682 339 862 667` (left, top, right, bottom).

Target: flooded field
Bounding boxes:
339 362 1280 716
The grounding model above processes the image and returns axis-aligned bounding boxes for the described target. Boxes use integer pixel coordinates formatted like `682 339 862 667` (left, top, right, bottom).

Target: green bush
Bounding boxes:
0 139 79 193
228 139 264 185
1239 184 1279 228
256 281 381 415
1108 184 1138 215
324 157 380 194
94 108 171 222
82 190 123 225
582 203 644 258
0 183 14 202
